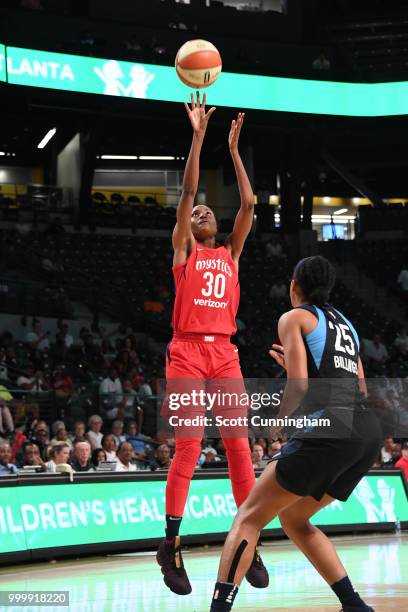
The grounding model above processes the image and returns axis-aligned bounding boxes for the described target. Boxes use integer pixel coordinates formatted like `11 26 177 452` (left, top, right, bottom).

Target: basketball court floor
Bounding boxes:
0 534 407 611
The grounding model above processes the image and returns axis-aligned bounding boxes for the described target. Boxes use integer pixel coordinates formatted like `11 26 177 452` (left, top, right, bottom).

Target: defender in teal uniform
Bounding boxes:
210 256 382 612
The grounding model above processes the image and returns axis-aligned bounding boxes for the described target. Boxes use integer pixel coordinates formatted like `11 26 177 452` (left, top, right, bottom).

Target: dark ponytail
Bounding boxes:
293 256 335 306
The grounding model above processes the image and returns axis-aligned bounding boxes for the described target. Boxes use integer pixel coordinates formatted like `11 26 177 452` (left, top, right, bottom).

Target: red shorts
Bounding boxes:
166 332 243 379
162 332 248 436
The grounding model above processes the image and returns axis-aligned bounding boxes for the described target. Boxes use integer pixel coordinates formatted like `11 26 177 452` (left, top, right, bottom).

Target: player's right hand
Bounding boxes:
184 91 216 134
269 344 286 369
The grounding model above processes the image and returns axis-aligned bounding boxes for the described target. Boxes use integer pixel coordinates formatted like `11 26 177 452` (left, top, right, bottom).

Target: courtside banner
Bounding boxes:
0 473 407 554
0 45 6 82
4 45 408 117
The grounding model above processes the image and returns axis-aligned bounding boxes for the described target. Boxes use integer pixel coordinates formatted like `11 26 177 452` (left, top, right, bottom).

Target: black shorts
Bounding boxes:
273 407 382 502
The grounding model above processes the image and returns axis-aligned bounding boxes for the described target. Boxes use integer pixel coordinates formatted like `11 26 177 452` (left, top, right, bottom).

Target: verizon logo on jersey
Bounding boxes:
193 297 228 309
195 259 233 277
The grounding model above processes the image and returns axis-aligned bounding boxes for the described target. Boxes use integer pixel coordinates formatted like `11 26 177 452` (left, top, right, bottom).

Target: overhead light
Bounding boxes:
139 155 175 161
0 152 5 156
334 208 348 215
352 197 361 204
101 155 138 160
37 128 57 149
323 197 331 203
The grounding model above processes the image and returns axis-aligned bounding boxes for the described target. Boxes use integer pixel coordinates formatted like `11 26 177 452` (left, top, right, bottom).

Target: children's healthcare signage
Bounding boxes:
1 45 408 117
0 473 407 555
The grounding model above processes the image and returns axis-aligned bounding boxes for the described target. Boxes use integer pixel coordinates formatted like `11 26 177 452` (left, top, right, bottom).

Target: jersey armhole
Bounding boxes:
303 306 324 342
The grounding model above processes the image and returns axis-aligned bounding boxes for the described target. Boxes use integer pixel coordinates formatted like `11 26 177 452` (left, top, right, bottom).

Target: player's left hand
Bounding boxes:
228 112 245 153
269 344 286 369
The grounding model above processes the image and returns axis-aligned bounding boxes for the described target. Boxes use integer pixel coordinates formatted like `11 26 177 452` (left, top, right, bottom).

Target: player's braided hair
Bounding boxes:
293 256 335 307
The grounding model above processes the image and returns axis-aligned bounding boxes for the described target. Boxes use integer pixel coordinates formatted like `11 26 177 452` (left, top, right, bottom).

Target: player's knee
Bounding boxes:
174 439 202 478
279 508 311 533
234 501 264 531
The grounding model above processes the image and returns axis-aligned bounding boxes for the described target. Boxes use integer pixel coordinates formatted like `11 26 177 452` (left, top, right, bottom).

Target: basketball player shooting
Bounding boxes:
156 91 269 595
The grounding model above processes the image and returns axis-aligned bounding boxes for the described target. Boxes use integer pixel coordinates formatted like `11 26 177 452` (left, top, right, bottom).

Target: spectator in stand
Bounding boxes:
0 441 18 475
312 50 331 71
215 438 226 459
70 441 93 472
395 442 408 480
381 437 394 464
100 367 122 417
135 376 153 398
50 425 73 449
106 378 139 421
397 266 408 293
18 441 46 470
391 443 402 464
0 347 9 382
91 448 107 469
21 0 44 10
115 441 137 471
365 335 389 373
30 421 50 460
86 415 104 451
251 443 267 469
26 319 50 352
125 34 142 53
200 447 220 464
4 347 18 383
265 240 283 259
154 444 172 469
79 29 95 49
0 396 14 438
114 350 133 377
393 328 408 357
101 434 117 462
71 421 86 444
269 280 287 301
384 366 404 398
52 367 74 398
45 443 70 472
17 367 49 392
267 440 282 459
111 420 126 446
125 421 146 462
59 322 74 349
254 437 267 455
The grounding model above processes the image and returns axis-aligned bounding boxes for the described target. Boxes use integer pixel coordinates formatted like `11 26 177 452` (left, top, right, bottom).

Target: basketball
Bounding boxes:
175 39 222 89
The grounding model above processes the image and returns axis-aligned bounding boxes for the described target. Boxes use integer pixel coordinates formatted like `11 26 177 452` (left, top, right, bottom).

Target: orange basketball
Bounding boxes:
175 39 222 89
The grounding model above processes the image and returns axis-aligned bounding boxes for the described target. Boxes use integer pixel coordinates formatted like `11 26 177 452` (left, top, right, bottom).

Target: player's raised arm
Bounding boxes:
172 91 216 266
225 112 255 265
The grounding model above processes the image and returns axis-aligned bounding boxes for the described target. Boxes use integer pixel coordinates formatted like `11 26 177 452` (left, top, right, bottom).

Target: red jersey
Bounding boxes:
172 244 239 336
395 457 408 481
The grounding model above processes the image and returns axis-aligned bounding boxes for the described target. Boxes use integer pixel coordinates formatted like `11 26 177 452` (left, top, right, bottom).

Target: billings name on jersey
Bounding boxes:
327 318 358 375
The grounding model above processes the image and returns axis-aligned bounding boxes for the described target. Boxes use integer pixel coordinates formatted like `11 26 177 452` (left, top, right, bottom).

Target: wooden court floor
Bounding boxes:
0 533 406 611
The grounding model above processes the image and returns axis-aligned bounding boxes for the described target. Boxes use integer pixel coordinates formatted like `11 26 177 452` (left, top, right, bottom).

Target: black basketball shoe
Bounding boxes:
340 606 374 612
245 547 269 588
157 536 192 595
